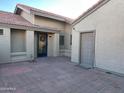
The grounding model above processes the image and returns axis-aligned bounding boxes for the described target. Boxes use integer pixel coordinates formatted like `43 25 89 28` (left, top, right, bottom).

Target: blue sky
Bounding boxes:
0 0 99 19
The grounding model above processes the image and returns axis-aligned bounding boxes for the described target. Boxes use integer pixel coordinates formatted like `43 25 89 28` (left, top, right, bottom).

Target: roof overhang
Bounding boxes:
0 23 62 33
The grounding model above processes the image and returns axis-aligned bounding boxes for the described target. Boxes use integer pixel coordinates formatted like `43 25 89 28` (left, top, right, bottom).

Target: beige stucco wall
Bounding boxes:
34 15 65 30
72 0 124 74
65 24 72 57
26 30 34 60
71 30 80 63
64 23 72 49
47 33 54 56
53 33 60 56
20 11 34 24
60 23 72 57
0 28 10 63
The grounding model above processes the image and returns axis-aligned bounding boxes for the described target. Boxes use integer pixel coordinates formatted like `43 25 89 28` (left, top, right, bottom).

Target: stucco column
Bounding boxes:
53 33 59 56
71 30 80 63
26 30 34 60
0 28 10 63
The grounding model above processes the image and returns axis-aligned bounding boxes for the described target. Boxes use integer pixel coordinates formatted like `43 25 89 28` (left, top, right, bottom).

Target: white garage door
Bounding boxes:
80 32 95 68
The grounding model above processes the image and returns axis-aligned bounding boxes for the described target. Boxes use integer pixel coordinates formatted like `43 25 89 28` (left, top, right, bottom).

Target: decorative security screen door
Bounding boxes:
38 33 47 57
80 32 95 68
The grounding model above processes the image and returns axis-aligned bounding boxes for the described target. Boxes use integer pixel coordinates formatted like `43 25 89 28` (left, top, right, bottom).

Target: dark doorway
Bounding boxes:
37 32 47 57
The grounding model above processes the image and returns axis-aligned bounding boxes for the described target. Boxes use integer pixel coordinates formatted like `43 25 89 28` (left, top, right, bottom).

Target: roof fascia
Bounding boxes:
0 23 61 32
31 10 66 22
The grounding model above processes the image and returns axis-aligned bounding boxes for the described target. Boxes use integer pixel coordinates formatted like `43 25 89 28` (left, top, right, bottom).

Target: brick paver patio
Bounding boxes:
0 57 124 93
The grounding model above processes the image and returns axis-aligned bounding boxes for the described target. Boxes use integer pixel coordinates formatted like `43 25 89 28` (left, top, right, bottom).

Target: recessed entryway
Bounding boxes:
80 32 95 68
37 32 48 57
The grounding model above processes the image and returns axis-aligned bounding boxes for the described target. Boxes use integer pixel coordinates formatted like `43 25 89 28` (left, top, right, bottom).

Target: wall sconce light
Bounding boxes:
49 35 52 38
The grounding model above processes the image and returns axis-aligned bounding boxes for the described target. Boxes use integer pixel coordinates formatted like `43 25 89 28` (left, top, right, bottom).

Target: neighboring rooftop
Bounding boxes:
15 4 73 24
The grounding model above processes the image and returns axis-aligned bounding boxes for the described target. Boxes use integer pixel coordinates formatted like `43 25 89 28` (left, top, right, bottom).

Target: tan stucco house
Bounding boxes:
72 0 124 74
0 4 73 63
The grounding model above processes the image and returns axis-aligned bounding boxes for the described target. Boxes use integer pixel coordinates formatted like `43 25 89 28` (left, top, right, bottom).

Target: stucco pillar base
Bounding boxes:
26 30 34 60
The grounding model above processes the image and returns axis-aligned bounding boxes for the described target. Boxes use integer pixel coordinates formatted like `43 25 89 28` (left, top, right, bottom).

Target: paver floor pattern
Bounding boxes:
0 57 124 93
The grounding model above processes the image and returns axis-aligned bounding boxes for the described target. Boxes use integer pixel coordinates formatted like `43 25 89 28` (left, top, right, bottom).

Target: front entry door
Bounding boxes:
80 32 95 68
38 33 47 57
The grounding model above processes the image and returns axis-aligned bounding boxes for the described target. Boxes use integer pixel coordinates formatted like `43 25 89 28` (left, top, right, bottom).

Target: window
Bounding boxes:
11 29 26 52
70 35 72 45
0 29 3 35
59 35 64 46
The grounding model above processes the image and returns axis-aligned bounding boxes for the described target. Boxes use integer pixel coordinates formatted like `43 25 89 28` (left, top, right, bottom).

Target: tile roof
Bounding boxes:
16 4 73 24
0 11 34 27
0 11 62 31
